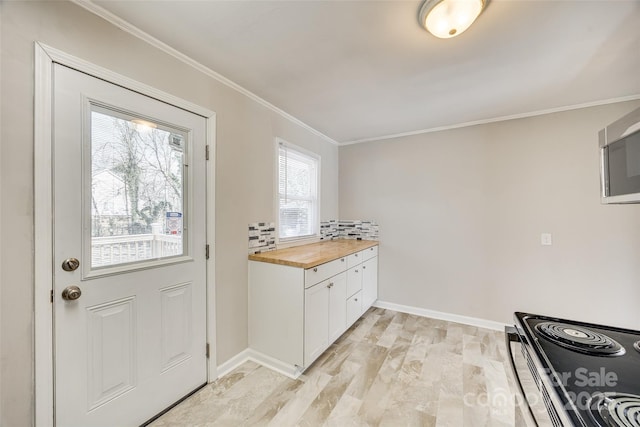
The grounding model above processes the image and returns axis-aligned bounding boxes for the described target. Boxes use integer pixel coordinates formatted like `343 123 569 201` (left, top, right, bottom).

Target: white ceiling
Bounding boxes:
92 0 640 143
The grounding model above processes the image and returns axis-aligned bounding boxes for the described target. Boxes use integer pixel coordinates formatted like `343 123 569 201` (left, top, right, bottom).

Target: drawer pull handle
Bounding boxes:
313 268 318 272
327 282 334 288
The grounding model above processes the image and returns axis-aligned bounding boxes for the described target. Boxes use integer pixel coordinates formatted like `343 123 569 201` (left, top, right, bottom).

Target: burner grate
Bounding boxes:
535 322 625 356
589 392 640 427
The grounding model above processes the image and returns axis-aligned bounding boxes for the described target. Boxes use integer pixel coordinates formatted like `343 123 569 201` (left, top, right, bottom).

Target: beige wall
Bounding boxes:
0 2 338 425
340 101 640 330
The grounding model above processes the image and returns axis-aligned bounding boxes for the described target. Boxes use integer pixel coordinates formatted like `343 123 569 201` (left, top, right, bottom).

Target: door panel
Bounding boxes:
87 297 137 410
160 282 193 371
53 64 207 426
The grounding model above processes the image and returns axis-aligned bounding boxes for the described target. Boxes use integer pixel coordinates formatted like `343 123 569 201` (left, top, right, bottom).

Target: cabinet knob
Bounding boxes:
355 254 358 257
355 298 358 302
327 282 333 288
363 266 366 269
341 258 345 262
313 267 318 272
355 269 359 273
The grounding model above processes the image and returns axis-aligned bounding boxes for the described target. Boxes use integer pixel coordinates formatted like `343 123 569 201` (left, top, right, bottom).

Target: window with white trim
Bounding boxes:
277 140 319 240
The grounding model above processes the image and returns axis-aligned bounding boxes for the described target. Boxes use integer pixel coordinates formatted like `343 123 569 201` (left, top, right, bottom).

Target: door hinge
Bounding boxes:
205 145 210 160
206 343 210 359
205 244 210 260
50 289 54 303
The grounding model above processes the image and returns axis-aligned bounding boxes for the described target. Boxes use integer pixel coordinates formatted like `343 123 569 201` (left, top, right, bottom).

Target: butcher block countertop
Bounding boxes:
248 239 378 269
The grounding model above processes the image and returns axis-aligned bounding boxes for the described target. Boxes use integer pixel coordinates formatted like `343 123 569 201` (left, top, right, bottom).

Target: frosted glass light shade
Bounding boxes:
419 0 485 39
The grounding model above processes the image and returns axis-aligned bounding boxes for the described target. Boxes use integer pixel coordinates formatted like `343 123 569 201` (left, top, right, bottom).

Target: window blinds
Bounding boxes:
278 143 318 239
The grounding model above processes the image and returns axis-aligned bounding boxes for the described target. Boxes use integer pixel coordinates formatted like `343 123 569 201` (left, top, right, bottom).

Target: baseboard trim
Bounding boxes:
216 348 303 380
215 349 251 379
246 349 303 379
373 300 507 331
216 302 506 382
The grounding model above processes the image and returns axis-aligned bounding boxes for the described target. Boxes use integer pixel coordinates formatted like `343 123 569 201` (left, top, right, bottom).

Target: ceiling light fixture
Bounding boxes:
418 0 486 39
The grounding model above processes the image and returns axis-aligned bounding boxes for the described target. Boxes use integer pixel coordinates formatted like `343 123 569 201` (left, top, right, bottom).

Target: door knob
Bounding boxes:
62 285 82 301
61 258 80 272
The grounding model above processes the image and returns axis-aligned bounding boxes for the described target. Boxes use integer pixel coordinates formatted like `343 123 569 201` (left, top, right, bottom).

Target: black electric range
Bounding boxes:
506 312 640 426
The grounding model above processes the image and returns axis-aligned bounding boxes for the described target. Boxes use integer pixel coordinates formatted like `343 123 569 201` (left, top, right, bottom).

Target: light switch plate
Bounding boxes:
541 233 553 246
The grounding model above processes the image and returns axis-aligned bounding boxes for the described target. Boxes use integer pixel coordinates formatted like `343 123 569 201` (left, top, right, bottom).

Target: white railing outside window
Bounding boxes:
92 232 182 267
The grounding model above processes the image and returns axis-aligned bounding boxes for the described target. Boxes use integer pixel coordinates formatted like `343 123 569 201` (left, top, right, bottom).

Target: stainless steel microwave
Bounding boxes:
599 105 640 204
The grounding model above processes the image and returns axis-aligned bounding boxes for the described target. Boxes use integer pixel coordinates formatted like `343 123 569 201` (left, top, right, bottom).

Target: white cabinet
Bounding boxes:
346 291 362 326
304 279 330 366
362 245 378 261
328 272 347 342
346 251 361 268
347 246 378 316
249 242 378 377
346 265 362 297
305 257 346 287
361 256 378 312
304 272 347 366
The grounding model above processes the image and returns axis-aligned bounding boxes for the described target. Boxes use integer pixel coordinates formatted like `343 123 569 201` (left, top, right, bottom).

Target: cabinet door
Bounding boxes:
304 280 329 367
346 251 362 269
328 272 347 342
347 291 363 326
346 265 362 297
361 256 378 312
362 245 378 261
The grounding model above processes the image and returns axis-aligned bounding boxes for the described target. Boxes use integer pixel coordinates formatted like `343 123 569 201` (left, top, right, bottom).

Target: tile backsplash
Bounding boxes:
320 220 379 241
248 222 276 254
249 219 378 254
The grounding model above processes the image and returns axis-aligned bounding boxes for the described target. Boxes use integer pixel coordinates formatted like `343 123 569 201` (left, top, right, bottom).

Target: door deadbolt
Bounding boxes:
61 285 82 301
61 258 80 272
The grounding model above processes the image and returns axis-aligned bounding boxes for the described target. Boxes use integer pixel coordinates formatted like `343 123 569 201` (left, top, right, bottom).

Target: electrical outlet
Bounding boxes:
541 233 553 246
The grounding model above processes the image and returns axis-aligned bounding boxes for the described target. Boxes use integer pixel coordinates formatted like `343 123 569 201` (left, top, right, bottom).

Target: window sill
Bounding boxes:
277 235 321 249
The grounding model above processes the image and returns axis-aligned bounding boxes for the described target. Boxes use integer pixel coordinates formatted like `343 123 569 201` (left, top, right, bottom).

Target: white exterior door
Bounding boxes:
53 64 208 426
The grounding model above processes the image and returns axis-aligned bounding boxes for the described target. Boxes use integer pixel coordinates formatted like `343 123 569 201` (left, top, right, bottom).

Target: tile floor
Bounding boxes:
151 308 528 426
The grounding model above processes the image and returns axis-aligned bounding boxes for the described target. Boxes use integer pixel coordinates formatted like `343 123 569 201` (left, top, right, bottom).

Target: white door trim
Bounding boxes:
34 42 217 426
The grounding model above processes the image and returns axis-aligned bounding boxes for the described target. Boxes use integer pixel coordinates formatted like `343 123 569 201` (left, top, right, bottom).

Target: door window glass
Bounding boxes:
90 106 186 268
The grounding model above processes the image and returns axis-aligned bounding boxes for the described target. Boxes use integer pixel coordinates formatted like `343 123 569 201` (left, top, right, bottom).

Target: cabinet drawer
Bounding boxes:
305 257 346 288
362 245 378 261
346 251 363 269
347 290 363 326
346 265 362 297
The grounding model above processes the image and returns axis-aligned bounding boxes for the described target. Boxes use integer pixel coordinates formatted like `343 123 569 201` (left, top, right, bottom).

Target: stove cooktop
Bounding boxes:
515 312 640 427
535 321 625 357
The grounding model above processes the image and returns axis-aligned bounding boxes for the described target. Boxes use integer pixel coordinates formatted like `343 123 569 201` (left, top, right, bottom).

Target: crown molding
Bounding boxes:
67 1 640 148
341 94 640 146
71 0 339 146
